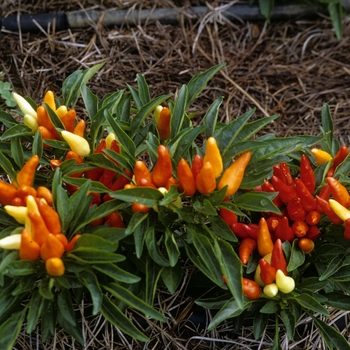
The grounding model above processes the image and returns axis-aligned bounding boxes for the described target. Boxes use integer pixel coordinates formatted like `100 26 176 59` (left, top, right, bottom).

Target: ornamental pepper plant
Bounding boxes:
0 63 350 349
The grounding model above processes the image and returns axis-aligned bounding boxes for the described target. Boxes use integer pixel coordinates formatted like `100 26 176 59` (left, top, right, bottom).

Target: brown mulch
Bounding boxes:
1 1 350 349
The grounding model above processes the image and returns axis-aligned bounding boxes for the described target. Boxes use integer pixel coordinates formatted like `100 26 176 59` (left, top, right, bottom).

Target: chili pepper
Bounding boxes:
219 207 238 227
344 218 350 240
26 195 40 216
11 197 25 206
37 200 61 234
306 225 320 240
166 177 179 190
311 148 332 165
4 205 28 224
196 161 217 195
45 257 65 276
239 237 257 265
56 105 68 118
50 159 62 170
242 278 261 300
272 164 284 181
24 114 39 132
305 210 321 226
105 211 125 228
61 130 91 157
300 154 316 195
263 283 279 298
294 178 316 212
286 198 306 221
266 216 280 233
326 177 350 208
40 233 65 261
189 155 202 182
245 223 259 240
59 109 76 132
261 179 283 208
330 146 349 176
132 202 150 213
44 90 56 111
134 160 153 187
0 181 19 206
16 154 40 188
36 186 53 206
292 220 308 238
66 234 81 251
28 211 51 246
90 217 104 227
203 137 223 178
298 238 314 254
19 228 40 261
271 176 297 204
255 253 271 286
103 169 133 202
124 183 137 190
177 158 196 196
259 258 276 285
152 145 173 188
271 238 287 275
316 196 343 225
217 151 251 197
0 234 21 250
16 184 37 200
275 270 295 294
279 162 294 186
328 199 350 221
73 119 86 137
54 234 68 249
257 217 274 257
37 126 55 146
274 216 294 242
231 223 251 239
138 178 157 189
156 106 171 141
13 92 37 118
98 169 117 189
84 167 104 181
37 105 53 131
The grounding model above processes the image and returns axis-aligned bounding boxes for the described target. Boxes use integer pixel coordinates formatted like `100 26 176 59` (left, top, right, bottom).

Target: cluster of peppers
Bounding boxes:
0 155 81 276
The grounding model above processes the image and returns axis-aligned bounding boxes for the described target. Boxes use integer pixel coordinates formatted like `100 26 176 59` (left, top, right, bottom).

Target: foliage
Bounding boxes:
0 62 350 349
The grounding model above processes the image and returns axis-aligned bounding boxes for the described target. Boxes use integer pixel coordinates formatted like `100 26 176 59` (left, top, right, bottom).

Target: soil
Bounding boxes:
1 1 350 349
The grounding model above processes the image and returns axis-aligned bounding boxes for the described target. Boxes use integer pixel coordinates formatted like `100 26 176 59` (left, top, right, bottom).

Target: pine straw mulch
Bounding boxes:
1 0 350 349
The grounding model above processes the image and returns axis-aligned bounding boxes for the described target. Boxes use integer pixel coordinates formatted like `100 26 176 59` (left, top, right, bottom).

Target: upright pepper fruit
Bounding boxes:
177 158 196 196
239 237 256 264
326 177 350 208
257 217 274 256
0 181 18 206
16 155 40 187
61 130 90 158
152 145 173 187
134 160 153 187
155 106 171 141
294 178 316 212
195 162 216 195
19 228 40 261
274 216 295 242
271 239 287 275
191 154 203 181
40 234 65 261
13 92 37 118
203 137 223 178
217 151 251 197
275 270 295 294
300 154 316 194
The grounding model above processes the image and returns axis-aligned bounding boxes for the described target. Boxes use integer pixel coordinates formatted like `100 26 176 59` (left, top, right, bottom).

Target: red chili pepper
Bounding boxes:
273 165 284 182
294 178 316 212
279 162 294 186
266 216 280 233
259 258 276 285
274 216 294 242
219 206 238 227
166 177 179 190
239 237 257 265
315 196 343 225
305 210 321 226
316 184 332 212
231 222 251 239
271 176 297 204
151 145 173 187
327 146 349 177
177 158 196 196
103 169 133 202
191 154 203 181
300 154 316 195
305 225 320 240
66 234 81 251
292 221 309 238
98 169 117 189
286 197 306 221
242 278 261 300
326 177 350 208
245 223 259 240
257 217 274 257
261 179 283 208
16 155 40 188
105 211 125 228
195 162 216 195
271 238 287 275
344 218 350 240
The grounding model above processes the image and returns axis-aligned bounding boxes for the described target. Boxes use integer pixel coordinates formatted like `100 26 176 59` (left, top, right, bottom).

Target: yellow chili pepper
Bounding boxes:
311 148 332 165
203 137 223 178
328 199 350 221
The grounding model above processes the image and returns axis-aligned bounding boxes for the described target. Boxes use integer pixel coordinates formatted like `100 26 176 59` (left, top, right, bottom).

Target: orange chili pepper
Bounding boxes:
45 257 65 276
257 217 274 257
195 162 216 195
239 237 257 265
0 181 19 206
191 154 203 181
132 202 150 213
16 154 40 187
298 238 314 254
66 234 81 251
11 197 25 206
134 160 153 187
36 105 54 132
157 106 171 140
27 211 51 246
54 234 69 249
292 221 308 238
37 200 61 234
16 184 37 200
242 278 261 300
37 126 55 145
151 145 173 188
217 151 251 197
36 186 53 206
40 233 65 261
50 159 62 169
203 137 223 178
19 228 40 261
60 109 76 132
166 177 179 190
73 119 86 137
326 177 350 208
311 148 332 165
177 158 196 196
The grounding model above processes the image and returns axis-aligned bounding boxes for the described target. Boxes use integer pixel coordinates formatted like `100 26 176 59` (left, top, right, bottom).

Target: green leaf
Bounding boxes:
62 62 105 108
10 137 24 168
89 108 109 150
328 3 343 40
260 300 279 314
81 84 98 120
39 277 55 300
214 239 243 308
79 270 102 315
101 295 149 342
136 74 151 105
26 290 44 333
104 283 165 322
280 308 296 340
145 226 170 267
110 187 163 207
145 255 163 305
259 0 275 20
204 96 223 138
324 292 350 310
55 185 73 233
170 84 188 138
0 124 32 140
0 151 18 183
161 263 183 294
0 110 18 128
312 316 350 350
297 277 329 291
73 234 117 252
32 130 43 158
234 192 280 213
40 300 56 342
253 311 268 339
186 63 226 108
68 249 125 264
164 229 180 267
320 103 334 154
57 309 84 345
133 214 149 258
6 260 37 276
0 309 26 350
57 288 76 326
93 264 140 284
319 254 346 281
295 293 329 316
287 240 305 272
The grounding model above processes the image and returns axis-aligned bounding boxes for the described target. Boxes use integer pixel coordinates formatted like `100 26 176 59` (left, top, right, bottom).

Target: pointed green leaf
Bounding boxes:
295 293 329 316
110 187 163 207
170 84 188 138
164 229 180 267
145 256 163 305
26 290 44 333
79 270 102 315
93 264 140 284
0 309 26 350
161 263 183 294
204 96 223 137
145 227 170 267
136 73 151 105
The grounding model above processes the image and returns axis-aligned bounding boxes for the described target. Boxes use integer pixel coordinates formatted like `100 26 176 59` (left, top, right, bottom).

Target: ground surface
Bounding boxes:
1 1 350 349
